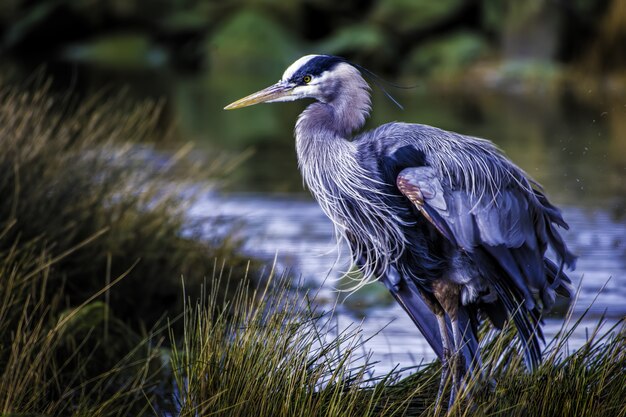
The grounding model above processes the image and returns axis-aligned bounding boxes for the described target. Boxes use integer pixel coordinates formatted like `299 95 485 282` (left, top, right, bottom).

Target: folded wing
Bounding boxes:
397 166 575 370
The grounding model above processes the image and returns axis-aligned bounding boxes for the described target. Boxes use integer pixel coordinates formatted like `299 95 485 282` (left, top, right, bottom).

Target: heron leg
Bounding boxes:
434 313 452 412
431 281 466 407
449 316 467 407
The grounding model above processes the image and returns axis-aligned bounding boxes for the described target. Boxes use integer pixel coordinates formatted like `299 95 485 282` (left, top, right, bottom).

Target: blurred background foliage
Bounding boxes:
3 0 621 200
1 0 625 80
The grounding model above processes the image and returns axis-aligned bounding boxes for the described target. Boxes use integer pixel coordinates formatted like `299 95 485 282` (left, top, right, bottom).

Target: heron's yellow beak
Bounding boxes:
224 82 294 110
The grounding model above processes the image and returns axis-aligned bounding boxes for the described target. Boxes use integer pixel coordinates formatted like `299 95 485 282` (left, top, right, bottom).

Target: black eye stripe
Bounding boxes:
290 55 345 82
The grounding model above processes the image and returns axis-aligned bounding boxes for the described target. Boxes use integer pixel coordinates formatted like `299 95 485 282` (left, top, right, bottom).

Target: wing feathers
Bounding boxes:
397 166 574 371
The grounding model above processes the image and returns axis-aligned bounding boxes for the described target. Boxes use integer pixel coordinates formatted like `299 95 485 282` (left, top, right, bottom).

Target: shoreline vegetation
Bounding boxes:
0 80 624 416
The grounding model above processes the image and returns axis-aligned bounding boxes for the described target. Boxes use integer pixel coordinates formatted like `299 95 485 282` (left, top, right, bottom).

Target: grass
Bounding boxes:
0 78 251 414
0 233 164 415
169 274 625 417
0 80 624 416
0 78 251 331
169 272 412 417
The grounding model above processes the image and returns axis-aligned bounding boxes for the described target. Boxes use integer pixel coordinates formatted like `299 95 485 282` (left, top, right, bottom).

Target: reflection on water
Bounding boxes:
190 193 626 374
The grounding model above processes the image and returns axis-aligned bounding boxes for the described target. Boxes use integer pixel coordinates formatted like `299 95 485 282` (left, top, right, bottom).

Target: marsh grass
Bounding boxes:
0 79 250 330
172 274 625 417
169 272 414 417
0 229 165 415
0 79 251 414
442 313 625 417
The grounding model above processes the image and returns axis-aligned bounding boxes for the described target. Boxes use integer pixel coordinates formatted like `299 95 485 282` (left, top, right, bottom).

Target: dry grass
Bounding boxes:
0 229 164 415
0 79 250 414
169 272 413 417
0 79 250 330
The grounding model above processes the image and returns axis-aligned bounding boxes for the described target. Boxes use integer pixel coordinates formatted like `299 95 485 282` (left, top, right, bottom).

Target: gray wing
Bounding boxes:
397 166 575 370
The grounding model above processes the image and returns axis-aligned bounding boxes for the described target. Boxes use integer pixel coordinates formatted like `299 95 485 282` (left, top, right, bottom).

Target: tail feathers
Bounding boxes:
474 248 543 371
483 245 536 310
543 257 573 304
479 298 507 330
546 220 577 269
457 306 482 372
495 284 543 371
535 189 577 269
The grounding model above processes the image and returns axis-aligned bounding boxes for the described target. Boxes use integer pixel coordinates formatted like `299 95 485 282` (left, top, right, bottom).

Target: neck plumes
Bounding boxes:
296 65 370 137
292 67 407 286
294 65 371 199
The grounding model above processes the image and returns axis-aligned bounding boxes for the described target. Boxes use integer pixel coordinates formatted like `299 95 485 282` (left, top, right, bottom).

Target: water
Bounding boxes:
190 193 626 374
178 70 626 374
9 62 625 373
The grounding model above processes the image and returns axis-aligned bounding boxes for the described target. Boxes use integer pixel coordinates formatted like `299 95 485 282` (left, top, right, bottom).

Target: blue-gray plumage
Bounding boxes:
225 54 576 405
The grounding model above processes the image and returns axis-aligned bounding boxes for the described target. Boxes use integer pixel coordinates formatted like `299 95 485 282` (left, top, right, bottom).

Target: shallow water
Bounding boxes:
11 62 624 373
190 192 626 374
179 73 626 374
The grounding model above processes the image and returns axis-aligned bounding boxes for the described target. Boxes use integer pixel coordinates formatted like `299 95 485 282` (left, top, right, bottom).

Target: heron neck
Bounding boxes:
294 73 371 192
295 110 353 172
295 73 371 141
293 91 409 286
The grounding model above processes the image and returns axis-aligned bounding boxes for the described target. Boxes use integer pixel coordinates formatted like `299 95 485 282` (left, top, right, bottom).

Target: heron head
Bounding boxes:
224 54 362 110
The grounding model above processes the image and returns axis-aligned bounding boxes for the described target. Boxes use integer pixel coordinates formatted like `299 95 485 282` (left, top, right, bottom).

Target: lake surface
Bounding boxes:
9 62 625 373
190 193 626 374
180 69 625 374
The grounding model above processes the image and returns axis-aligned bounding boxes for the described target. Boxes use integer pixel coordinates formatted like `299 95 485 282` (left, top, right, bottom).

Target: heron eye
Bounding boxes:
302 75 312 84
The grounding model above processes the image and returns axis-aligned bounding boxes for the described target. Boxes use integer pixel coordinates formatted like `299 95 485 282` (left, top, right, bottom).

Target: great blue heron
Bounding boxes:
224 54 575 405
